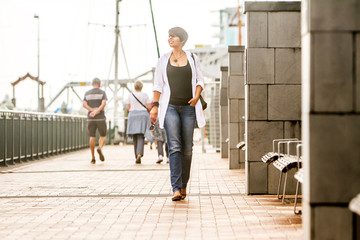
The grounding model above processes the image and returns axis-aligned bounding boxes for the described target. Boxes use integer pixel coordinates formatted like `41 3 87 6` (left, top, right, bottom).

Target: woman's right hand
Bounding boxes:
150 106 158 123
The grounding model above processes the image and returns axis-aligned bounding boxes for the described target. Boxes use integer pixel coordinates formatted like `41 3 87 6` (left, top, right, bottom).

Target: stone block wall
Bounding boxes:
302 0 360 239
220 67 228 159
244 2 301 194
227 46 245 169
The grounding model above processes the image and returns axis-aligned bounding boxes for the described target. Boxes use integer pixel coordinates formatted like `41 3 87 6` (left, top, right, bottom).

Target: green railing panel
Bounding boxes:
0 110 88 167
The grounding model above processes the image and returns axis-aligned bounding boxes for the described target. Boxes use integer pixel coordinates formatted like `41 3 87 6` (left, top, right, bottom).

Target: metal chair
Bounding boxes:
261 138 298 164
349 193 360 216
276 140 302 204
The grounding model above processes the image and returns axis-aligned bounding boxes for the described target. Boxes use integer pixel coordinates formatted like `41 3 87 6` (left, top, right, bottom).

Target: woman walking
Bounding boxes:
126 80 152 164
150 27 205 201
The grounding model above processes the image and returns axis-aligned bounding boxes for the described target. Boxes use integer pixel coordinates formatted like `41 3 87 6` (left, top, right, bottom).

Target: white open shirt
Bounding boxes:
153 50 206 129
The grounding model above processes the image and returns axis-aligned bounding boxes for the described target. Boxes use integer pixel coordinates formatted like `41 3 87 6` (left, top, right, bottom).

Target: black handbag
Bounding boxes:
199 95 207 110
191 53 207 110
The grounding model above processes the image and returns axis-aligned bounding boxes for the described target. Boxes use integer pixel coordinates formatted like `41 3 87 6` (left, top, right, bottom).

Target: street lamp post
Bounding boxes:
34 14 43 112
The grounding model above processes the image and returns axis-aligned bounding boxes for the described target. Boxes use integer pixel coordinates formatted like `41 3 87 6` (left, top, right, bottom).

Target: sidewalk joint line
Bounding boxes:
0 193 246 199
0 168 233 174
0 169 170 174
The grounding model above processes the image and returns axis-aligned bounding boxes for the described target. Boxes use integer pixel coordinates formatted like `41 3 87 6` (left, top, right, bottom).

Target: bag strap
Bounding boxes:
131 93 149 113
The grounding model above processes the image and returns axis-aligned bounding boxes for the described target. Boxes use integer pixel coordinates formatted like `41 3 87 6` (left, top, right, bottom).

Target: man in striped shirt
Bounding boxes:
83 78 107 164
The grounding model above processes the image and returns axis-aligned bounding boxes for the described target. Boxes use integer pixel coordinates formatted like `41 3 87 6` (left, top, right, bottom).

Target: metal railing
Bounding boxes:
0 110 88 167
204 81 221 151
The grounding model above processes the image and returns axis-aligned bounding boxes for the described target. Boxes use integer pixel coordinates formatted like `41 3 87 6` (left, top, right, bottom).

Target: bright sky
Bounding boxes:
0 0 238 111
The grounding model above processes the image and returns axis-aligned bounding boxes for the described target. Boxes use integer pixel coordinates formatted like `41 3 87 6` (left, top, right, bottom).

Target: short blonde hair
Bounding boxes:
134 80 143 91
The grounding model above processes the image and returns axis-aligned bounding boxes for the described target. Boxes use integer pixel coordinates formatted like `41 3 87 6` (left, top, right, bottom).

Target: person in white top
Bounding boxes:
150 27 205 201
126 80 152 164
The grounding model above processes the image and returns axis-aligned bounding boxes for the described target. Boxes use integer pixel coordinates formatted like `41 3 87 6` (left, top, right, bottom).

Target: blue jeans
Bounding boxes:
164 104 196 193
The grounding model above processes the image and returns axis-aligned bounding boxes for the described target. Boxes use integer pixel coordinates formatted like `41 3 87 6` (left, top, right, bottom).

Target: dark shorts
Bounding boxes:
87 120 107 137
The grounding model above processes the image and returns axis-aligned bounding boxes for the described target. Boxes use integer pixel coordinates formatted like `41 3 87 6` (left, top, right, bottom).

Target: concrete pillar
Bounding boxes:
244 2 301 194
220 66 229 159
302 0 360 239
227 46 245 169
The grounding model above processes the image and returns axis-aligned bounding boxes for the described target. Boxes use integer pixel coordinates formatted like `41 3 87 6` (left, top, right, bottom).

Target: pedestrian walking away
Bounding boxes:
149 120 168 164
150 27 206 201
126 80 152 164
83 78 107 164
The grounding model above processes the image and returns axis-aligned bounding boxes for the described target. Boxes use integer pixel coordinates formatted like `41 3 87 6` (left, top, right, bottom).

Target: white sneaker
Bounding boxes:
156 155 163 164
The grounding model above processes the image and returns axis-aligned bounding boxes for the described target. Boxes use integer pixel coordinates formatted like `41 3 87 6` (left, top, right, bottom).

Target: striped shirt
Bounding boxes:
83 88 107 120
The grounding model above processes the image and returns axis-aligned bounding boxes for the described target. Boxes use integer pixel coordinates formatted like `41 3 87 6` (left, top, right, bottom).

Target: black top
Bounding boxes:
83 88 107 120
166 60 193 106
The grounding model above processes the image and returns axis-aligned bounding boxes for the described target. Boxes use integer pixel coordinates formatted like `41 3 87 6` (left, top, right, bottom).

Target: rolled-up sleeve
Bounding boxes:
153 59 164 93
194 54 205 90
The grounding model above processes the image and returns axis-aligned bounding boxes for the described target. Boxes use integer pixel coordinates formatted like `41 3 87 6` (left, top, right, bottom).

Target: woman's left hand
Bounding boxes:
188 97 199 107
150 107 158 123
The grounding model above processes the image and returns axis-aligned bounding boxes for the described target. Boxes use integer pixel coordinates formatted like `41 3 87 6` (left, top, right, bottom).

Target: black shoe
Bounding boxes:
90 159 96 164
97 148 105 161
136 155 141 164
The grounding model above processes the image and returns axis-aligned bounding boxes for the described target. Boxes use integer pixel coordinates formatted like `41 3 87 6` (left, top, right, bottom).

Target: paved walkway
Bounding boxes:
0 144 303 240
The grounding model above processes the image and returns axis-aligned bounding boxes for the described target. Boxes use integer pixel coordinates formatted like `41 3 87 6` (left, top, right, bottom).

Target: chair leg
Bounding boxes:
277 171 283 199
281 172 288 204
294 180 302 215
